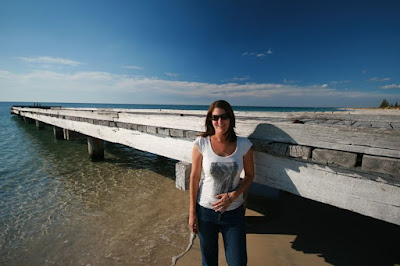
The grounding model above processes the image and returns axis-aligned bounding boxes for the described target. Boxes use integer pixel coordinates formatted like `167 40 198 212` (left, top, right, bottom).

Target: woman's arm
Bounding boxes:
189 145 202 234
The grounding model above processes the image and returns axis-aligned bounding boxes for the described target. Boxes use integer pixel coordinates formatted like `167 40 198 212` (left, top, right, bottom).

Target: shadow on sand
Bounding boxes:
246 192 399 266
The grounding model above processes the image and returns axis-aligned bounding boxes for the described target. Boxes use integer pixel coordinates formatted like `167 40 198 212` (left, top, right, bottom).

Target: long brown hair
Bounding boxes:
200 100 237 142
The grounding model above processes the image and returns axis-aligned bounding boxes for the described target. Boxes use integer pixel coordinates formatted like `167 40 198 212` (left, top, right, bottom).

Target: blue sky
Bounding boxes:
0 0 399 107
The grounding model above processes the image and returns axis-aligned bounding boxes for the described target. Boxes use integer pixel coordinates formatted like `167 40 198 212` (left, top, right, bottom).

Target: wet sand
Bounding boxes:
177 192 400 266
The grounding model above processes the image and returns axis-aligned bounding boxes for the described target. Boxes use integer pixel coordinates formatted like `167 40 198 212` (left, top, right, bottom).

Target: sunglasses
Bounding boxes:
210 113 230 121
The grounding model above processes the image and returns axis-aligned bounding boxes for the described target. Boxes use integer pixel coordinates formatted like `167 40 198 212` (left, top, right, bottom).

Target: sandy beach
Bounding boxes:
177 192 400 266
344 108 400 115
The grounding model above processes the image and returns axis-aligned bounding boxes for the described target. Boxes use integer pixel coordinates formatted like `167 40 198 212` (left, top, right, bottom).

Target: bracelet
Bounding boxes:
226 193 232 203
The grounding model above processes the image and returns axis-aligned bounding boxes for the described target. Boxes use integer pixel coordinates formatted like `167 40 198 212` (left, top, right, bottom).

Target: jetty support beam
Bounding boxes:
87 137 104 161
24 117 35 124
63 129 86 140
176 161 191 190
35 120 45 129
53 126 64 139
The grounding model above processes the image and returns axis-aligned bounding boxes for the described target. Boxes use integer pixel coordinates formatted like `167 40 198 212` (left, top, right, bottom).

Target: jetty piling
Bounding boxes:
62 128 86 141
53 126 63 139
10 105 400 226
175 161 191 191
87 137 104 160
35 120 45 129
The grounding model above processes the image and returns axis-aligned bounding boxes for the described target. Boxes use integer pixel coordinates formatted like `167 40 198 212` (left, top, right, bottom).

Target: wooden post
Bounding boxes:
24 117 35 124
63 129 86 140
35 120 45 129
53 126 64 139
176 161 191 190
87 137 104 161
63 128 70 140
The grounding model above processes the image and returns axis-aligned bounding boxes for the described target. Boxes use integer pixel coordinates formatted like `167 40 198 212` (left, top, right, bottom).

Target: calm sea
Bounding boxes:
0 102 340 265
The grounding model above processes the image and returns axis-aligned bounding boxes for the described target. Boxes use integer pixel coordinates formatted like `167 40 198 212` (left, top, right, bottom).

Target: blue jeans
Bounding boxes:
196 204 247 266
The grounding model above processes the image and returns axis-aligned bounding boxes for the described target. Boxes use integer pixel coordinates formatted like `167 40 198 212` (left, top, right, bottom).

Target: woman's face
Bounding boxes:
211 107 230 135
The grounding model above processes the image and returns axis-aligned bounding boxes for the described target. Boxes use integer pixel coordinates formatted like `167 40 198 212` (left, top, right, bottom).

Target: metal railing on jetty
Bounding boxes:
10 105 400 226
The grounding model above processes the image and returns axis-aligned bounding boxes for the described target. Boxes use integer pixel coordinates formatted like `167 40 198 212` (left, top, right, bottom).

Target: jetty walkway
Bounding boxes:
11 106 400 226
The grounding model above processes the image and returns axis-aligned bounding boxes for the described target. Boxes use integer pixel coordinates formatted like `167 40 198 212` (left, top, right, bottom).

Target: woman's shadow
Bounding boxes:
245 123 400 266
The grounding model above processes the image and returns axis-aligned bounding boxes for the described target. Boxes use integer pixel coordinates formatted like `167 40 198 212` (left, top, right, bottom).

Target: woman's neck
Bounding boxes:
212 133 227 143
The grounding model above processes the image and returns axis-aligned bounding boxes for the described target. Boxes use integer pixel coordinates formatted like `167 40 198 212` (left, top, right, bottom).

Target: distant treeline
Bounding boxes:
379 99 399 108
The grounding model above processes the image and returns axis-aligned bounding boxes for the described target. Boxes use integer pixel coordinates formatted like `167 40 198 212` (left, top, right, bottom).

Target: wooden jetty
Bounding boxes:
10 106 400 226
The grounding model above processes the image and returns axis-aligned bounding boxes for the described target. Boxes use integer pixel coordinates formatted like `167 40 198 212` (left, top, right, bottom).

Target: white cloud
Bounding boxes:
17 56 83 67
164 72 179 78
1 69 399 105
242 49 273 58
330 80 350 85
369 77 391 82
282 78 299 84
121 65 143 70
381 84 400 89
233 76 250 82
0 70 13 78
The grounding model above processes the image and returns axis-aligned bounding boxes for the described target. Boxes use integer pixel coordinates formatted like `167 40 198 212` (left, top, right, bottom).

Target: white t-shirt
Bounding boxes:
194 135 253 211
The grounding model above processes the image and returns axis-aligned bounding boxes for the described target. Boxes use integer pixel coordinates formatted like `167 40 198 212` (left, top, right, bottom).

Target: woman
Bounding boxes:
189 100 254 266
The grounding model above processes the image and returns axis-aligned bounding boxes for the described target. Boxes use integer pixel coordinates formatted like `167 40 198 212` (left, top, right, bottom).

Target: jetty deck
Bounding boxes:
11 106 400 226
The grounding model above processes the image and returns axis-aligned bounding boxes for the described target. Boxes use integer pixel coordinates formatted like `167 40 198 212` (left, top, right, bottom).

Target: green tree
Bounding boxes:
379 99 390 108
395 102 399 107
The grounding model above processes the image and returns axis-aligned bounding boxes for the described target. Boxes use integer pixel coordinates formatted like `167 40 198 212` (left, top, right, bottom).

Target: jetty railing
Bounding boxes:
11 106 400 226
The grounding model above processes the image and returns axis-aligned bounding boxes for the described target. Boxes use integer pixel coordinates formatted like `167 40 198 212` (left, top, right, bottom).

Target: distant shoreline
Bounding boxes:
343 107 399 115
348 107 400 110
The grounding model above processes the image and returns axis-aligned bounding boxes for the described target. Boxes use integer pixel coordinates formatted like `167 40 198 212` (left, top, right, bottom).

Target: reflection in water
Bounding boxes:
0 117 190 265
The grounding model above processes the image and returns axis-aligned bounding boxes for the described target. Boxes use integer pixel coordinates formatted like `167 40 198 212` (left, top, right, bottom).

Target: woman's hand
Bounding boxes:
211 192 233 213
188 213 199 234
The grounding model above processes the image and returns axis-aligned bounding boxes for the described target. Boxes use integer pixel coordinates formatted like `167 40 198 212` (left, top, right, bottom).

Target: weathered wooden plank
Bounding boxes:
117 112 205 132
288 145 312 159
13 107 400 123
287 111 400 123
185 130 199 140
253 152 400 226
146 126 157 134
391 122 400 130
157 128 170 136
170 129 184 138
312 148 358 168
17 107 118 121
236 121 400 159
13 107 400 159
362 155 400 177
370 121 393 129
18 111 193 163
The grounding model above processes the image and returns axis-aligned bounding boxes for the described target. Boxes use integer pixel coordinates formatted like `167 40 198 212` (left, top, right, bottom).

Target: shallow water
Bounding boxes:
0 103 190 265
